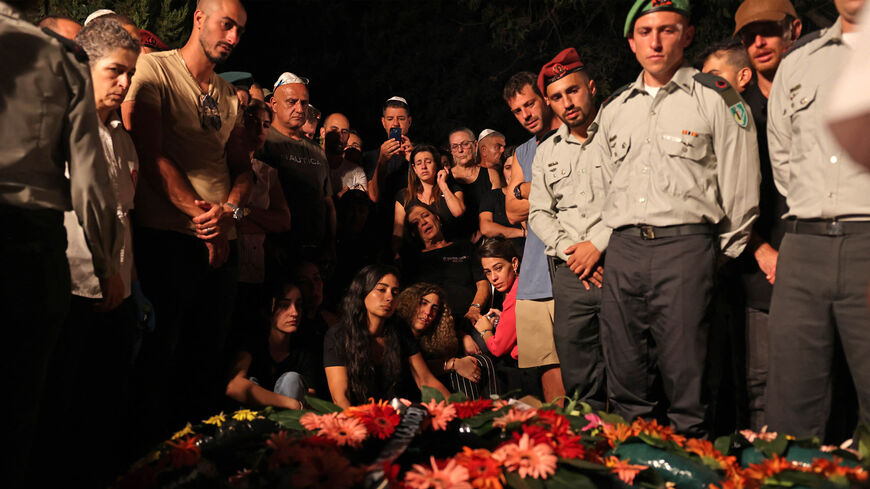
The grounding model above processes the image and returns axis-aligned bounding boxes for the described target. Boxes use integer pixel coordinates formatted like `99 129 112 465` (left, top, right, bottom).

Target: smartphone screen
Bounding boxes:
389 127 402 143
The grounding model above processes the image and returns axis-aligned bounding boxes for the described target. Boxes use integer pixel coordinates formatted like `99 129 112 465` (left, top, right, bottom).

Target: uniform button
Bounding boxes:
580 191 585 195
645 138 651 143
650 111 656 116
581 168 587 173
681 147 687 153
800 98 808 104
639 197 646 203
561 169 567 175
581 213 586 218
828 192 835 198
642 167 649 173
830 156 838 164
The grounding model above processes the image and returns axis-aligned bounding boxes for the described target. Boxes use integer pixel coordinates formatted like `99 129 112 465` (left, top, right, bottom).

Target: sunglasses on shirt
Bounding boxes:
199 93 222 131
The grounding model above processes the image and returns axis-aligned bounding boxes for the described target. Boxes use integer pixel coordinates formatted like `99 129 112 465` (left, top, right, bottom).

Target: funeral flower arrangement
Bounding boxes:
117 390 869 489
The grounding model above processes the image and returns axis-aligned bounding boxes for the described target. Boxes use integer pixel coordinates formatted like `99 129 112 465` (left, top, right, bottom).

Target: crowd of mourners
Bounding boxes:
4 0 870 485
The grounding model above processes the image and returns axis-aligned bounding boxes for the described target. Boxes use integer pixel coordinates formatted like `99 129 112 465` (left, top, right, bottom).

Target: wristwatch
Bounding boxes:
513 184 524 200
224 202 247 221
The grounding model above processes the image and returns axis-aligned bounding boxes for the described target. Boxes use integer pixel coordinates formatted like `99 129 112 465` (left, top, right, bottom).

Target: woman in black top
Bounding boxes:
323 264 450 408
479 151 526 253
226 281 315 410
392 144 465 259
447 128 494 242
402 202 491 331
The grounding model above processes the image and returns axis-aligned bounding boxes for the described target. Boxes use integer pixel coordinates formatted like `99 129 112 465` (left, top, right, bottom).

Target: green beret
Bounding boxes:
624 0 692 37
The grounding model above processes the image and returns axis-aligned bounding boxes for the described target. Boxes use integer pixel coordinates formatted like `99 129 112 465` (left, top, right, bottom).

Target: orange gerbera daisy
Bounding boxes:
404 456 472 489
423 399 457 431
491 408 537 429
320 414 368 447
601 422 634 446
454 447 504 489
493 433 557 479
165 434 202 469
605 456 648 485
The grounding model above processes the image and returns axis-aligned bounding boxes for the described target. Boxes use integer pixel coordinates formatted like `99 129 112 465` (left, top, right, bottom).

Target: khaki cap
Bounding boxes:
734 0 797 35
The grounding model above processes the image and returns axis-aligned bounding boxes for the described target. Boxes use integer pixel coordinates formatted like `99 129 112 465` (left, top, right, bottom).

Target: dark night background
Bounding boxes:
25 0 838 150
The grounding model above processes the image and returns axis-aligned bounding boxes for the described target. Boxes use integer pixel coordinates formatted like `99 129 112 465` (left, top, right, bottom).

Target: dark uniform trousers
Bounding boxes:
550 258 606 411
766 230 870 439
0 207 70 482
133 227 238 438
600 231 715 437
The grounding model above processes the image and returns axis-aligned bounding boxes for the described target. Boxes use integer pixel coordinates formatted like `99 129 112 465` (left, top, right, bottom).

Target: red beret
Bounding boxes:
537 47 585 97
139 29 169 51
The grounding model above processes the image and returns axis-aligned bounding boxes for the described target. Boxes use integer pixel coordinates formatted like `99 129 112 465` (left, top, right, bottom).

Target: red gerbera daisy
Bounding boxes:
454 399 494 419
166 434 202 469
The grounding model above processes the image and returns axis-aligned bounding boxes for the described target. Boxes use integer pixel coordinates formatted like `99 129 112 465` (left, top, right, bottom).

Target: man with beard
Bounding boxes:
528 48 607 409
596 0 760 436
122 0 251 433
503 71 566 403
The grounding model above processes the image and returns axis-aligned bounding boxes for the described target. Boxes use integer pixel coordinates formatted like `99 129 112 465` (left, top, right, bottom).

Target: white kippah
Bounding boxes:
273 72 310 90
84 9 115 25
386 96 409 106
478 128 497 141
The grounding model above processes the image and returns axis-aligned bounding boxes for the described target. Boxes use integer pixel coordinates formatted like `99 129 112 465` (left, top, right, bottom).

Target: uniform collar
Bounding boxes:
100 110 125 132
809 17 845 54
627 63 696 99
0 2 21 19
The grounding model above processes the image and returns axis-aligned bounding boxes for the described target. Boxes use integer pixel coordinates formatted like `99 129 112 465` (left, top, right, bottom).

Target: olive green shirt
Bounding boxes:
768 18 870 221
597 65 761 258
528 123 612 260
0 2 122 278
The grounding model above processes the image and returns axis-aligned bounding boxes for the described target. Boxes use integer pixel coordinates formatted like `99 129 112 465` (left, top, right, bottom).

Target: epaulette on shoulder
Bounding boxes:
601 83 631 108
42 27 89 63
783 29 824 59
538 128 558 144
694 72 750 128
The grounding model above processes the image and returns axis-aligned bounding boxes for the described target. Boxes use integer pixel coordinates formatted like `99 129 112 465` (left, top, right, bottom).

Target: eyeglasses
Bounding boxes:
199 93 222 131
450 140 474 152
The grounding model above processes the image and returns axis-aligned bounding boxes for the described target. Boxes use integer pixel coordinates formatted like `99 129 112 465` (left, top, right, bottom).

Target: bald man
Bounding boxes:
37 15 81 39
122 0 252 433
321 113 369 199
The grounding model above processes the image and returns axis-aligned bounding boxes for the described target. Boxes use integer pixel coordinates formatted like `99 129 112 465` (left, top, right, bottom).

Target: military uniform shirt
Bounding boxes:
768 18 870 220
596 65 761 258
0 2 122 278
529 123 612 260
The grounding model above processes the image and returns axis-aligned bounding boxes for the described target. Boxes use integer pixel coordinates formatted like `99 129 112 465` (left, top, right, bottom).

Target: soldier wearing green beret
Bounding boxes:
594 0 761 436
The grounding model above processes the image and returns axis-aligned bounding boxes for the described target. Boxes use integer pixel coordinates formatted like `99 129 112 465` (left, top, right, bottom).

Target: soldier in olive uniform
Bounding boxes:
766 0 870 440
528 48 608 409
0 1 123 481
595 0 760 436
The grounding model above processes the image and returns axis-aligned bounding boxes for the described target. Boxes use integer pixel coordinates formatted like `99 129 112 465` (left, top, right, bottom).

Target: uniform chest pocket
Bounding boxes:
787 87 817 154
659 134 710 162
609 137 631 166
546 161 592 207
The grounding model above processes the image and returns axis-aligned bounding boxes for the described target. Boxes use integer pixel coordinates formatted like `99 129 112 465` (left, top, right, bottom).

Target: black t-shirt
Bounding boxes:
403 240 485 319
738 83 789 310
452 167 491 240
242 335 318 395
323 323 420 402
479 188 525 253
258 128 332 248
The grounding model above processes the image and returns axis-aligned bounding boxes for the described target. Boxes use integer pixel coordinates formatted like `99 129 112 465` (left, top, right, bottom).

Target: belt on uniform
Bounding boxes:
786 218 870 236
614 223 714 240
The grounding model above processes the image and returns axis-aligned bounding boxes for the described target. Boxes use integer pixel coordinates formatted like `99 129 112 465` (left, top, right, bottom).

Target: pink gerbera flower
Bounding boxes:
423 399 457 431
582 413 605 431
491 408 537 429
493 433 557 479
300 412 329 431
405 456 473 489
320 414 368 447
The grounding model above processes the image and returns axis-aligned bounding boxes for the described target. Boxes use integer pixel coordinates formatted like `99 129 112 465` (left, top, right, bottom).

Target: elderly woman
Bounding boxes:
46 16 144 483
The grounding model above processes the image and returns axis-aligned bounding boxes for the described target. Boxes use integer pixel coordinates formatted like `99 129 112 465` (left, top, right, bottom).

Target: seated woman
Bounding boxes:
402 202 491 332
479 150 525 253
324 265 450 408
226 280 315 410
392 144 465 258
473 237 542 397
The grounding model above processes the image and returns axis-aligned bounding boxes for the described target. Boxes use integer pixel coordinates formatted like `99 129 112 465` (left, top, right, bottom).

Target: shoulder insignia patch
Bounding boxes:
694 73 748 128
602 83 631 108
784 29 824 59
42 27 89 63
538 128 558 144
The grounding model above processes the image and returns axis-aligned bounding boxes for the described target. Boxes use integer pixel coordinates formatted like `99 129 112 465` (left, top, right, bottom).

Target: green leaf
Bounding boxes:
755 434 789 458
420 385 446 403
303 396 342 414
268 409 306 430
598 411 626 425
505 471 546 489
636 432 668 449
448 391 468 403
856 422 870 467
545 470 597 489
714 435 734 455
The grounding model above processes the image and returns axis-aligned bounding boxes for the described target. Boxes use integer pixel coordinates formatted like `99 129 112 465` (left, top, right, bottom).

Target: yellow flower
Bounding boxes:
203 412 226 427
171 423 194 440
233 409 261 422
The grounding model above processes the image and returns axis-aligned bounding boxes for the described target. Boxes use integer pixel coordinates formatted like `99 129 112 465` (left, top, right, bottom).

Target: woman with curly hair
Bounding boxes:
323 265 450 408
396 283 498 399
